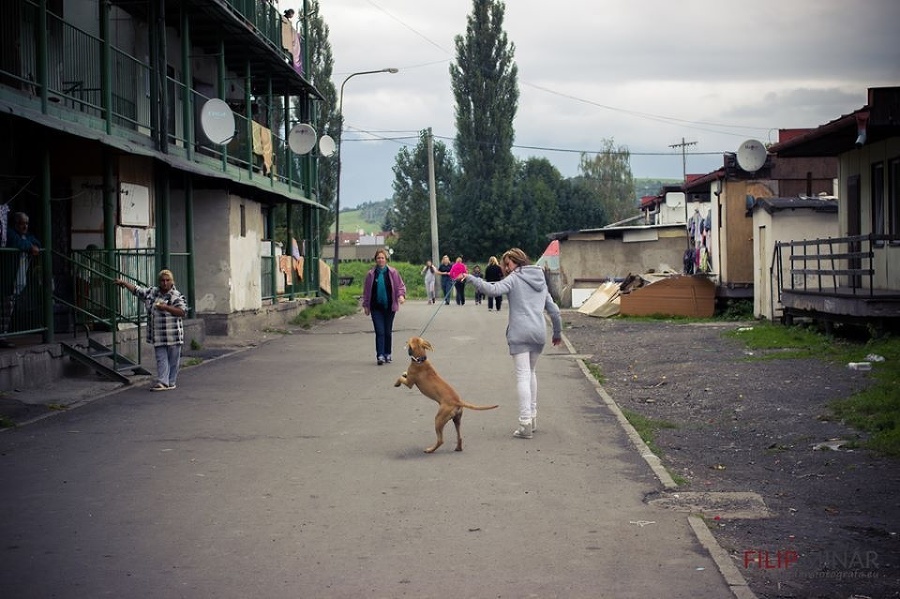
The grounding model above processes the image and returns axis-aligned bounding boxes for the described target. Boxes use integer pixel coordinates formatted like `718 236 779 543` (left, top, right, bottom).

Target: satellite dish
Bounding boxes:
288 123 317 155
735 139 767 172
664 192 685 208
199 98 235 145
318 134 336 157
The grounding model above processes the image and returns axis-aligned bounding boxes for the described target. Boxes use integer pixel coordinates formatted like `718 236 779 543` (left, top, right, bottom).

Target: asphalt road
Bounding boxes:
0 300 739 598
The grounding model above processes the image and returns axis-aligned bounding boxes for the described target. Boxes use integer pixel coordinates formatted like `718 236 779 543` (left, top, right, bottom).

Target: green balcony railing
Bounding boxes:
1 1 318 200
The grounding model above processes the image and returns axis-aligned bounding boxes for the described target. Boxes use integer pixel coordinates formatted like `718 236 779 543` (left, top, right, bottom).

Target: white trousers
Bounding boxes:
512 351 540 425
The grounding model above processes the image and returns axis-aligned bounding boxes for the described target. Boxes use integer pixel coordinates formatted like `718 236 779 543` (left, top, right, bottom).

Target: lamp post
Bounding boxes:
332 67 398 297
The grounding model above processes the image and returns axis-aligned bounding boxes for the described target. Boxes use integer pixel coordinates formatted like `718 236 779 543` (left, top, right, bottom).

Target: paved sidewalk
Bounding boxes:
0 300 750 598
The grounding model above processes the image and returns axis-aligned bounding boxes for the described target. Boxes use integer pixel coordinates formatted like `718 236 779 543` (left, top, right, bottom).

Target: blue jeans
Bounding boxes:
370 306 396 358
440 277 453 304
155 344 182 386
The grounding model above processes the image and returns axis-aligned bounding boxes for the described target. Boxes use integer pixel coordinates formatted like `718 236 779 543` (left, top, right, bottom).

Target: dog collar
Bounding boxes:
410 355 427 363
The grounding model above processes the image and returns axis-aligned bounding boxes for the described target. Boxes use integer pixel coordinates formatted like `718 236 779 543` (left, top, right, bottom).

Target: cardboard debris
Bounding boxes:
578 273 715 319
577 281 621 318
620 275 716 318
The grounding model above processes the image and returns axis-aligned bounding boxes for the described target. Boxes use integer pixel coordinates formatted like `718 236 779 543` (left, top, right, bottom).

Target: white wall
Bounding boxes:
753 207 839 320
192 190 264 314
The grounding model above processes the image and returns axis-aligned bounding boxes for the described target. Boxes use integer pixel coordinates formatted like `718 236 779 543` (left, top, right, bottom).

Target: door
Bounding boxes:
847 174 861 288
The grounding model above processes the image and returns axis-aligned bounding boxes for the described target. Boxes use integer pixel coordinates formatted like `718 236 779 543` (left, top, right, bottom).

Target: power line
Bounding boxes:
669 138 698 181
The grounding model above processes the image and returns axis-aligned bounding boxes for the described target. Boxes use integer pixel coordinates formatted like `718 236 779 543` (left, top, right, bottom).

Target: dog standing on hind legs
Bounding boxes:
394 336 499 453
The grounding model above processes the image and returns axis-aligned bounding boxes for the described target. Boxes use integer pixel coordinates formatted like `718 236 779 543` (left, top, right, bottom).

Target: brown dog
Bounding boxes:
394 336 499 453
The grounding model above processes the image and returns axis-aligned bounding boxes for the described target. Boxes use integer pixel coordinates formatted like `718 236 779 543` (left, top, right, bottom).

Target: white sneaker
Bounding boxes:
513 423 533 439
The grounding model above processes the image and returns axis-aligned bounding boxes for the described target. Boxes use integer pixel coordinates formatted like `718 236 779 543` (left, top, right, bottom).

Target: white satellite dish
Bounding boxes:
199 98 235 145
318 134 336 157
288 123 317 155
665 191 685 208
735 139 767 172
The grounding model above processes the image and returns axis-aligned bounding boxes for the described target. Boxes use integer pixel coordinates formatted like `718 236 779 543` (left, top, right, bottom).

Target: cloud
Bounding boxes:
292 0 900 207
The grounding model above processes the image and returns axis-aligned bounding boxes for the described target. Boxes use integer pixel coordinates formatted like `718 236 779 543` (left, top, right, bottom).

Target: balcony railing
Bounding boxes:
1 1 317 199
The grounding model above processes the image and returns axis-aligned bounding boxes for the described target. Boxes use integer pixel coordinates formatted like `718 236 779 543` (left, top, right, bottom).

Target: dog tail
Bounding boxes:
461 401 499 411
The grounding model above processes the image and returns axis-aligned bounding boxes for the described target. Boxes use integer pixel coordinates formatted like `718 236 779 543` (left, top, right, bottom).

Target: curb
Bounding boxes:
560 329 757 599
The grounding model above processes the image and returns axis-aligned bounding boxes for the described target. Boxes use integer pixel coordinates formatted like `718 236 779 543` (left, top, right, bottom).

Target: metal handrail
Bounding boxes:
774 233 897 298
51 249 149 367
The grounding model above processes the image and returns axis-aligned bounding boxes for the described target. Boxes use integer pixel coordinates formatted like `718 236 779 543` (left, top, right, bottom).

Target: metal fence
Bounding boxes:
0 248 45 341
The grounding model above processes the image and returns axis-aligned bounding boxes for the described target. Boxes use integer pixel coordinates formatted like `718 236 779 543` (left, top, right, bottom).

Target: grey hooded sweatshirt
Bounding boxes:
466 264 562 355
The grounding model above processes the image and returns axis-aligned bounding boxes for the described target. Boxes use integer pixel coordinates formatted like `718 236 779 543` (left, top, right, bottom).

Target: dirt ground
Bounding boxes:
562 313 899 599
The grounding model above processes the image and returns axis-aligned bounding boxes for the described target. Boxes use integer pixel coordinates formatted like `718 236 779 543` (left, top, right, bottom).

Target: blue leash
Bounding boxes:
417 279 457 337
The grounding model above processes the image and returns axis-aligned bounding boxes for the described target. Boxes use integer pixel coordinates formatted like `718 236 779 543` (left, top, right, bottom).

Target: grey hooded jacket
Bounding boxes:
467 265 562 355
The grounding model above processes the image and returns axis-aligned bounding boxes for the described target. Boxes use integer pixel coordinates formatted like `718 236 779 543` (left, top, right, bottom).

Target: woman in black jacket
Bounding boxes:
484 255 504 311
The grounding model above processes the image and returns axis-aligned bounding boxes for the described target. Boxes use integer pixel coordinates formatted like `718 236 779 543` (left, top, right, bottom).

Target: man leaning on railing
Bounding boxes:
0 212 41 348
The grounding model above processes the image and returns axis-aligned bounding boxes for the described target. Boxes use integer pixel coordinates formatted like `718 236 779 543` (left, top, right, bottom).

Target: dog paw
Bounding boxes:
393 380 401 387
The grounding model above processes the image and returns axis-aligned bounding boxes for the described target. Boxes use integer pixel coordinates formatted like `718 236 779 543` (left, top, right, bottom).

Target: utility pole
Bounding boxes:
426 128 439 265
669 138 697 182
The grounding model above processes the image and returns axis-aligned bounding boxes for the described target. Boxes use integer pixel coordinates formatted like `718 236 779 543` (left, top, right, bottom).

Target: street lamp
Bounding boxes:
332 67 399 297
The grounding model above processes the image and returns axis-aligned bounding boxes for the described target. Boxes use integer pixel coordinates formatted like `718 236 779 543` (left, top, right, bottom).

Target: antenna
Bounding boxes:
735 139 767 172
199 98 235 145
288 123 317 155
318 134 336 157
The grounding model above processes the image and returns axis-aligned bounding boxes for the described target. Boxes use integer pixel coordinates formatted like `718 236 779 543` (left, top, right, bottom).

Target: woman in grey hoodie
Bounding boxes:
460 248 562 439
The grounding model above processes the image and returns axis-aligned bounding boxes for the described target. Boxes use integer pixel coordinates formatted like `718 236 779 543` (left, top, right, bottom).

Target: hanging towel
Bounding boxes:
279 254 293 285
251 122 274 175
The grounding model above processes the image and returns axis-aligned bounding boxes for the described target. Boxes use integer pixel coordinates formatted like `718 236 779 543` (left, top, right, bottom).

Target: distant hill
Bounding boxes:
332 209 381 235
331 199 391 234
634 178 683 199
330 180 682 234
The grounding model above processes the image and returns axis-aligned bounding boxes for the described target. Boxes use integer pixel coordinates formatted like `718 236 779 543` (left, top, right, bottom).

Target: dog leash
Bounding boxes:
417 278 456 337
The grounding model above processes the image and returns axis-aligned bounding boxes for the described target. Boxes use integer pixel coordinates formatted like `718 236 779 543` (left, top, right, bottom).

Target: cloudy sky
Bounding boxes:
283 0 900 209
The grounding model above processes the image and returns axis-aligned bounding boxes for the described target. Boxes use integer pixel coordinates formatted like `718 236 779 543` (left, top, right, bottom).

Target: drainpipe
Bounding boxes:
184 175 195 316
37 0 48 112
100 0 112 134
41 138 52 342
157 0 169 153
181 5 193 160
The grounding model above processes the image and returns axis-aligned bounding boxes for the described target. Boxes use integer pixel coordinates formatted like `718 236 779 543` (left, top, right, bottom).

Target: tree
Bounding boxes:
273 1 337 251
558 178 606 232
390 131 455 264
513 157 562 257
449 0 519 260
576 139 636 225
306 0 338 246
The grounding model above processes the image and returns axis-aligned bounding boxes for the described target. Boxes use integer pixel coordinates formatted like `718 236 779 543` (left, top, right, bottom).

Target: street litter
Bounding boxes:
848 362 872 371
629 520 656 527
813 439 849 451
865 354 885 362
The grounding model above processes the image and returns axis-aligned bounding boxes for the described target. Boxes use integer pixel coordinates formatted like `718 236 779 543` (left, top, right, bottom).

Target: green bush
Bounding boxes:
334 260 428 300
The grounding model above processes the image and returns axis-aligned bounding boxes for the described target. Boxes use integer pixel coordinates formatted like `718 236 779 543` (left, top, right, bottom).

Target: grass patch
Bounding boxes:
621 408 676 457
0 416 15 429
583 360 606 384
262 327 291 335
190 339 202 351
670 472 688 486
726 322 838 360
182 357 203 368
292 298 360 329
728 322 900 457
